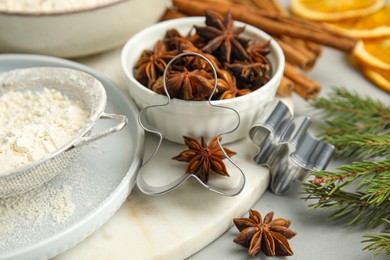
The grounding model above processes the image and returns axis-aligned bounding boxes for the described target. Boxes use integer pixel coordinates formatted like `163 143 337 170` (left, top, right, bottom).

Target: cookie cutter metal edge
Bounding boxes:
249 100 335 195
137 52 245 196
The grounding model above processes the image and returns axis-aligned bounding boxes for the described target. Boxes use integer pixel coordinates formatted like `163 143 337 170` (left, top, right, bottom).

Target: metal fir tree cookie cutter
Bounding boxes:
137 52 245 196
249 100 335 195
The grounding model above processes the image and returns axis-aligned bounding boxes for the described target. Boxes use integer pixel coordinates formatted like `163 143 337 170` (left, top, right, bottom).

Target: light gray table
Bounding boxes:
189 42 389 260
74 2 389 258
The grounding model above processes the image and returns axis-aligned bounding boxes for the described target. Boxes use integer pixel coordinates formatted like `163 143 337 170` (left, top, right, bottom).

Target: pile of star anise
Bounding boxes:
134 10 272 101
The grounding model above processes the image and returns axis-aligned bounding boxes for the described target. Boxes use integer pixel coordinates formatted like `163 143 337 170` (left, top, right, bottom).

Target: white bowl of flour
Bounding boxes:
0 0 168 58
0 67 127 197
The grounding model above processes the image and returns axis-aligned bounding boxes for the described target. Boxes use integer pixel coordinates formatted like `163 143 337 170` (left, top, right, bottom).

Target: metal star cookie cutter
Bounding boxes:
249 100 335 195
137 52 245 196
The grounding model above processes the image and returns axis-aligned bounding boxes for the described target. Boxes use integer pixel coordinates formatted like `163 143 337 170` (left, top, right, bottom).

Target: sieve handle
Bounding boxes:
73 112 128 148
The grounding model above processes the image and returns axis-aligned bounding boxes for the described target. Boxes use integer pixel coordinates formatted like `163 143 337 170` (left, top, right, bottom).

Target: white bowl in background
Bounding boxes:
0 0 168 58
121 17 285 144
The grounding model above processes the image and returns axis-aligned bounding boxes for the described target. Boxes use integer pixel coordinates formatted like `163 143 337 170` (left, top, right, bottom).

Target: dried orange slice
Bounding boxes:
325 5 390 38
353 38 390 71
291 0 386 21
360 66 390 93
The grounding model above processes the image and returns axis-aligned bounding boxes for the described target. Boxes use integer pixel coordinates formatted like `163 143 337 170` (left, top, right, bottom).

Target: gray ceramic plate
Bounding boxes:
0 54 144 260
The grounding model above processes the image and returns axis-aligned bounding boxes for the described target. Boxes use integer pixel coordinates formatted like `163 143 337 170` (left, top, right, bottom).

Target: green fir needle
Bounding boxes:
303 87 390 257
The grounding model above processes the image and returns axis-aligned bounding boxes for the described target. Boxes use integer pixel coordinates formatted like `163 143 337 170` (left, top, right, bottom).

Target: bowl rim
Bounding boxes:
121 16 285 106
0 0 126 16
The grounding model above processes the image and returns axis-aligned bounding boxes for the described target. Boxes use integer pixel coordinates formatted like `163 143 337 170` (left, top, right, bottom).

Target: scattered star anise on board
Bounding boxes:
172 136 236 183
195 10 250 63
233 210 297 257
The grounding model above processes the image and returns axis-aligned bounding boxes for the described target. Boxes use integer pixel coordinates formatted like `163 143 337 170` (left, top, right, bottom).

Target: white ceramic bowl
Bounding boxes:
0 0 168 58
121 17 284 144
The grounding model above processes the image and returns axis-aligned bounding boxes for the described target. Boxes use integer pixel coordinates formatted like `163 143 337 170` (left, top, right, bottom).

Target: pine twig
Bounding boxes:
303 159 390 228
362 220 390 257
311 87 390 138
303 87 390 257
321 134 390 159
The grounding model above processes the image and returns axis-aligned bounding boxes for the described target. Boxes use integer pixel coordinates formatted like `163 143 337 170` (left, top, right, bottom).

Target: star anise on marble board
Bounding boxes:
233 210 297 257
172 136 236 183
195 10 250 63
134 40 177 87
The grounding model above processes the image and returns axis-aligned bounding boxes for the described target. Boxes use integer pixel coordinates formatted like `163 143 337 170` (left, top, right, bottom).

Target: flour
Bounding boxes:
0 143 111 251
0 184 75 237
0 87 88 175
0 0 121 13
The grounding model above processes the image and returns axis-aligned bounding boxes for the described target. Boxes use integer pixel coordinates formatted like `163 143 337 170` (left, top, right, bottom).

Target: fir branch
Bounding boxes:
302 182 390 228
302 87 390 257
312 88 390 122
311 159 390 194
303 160 390 228
321 134 390 159
362 220 390 257
312 87 390 138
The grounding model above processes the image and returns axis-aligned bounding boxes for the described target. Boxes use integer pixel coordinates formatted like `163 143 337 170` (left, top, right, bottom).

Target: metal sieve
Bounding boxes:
0 67 127 198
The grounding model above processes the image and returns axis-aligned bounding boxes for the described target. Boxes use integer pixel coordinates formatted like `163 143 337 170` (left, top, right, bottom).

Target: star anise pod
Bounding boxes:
163 28 203 50
163 28 184 51
233 210 297 257
172 136 236 183
165 67 215 100
226 61 271 91
211 69 251 99
149 76 164 95
174 37 221 71
247 38 271 63
195 10 250 63
134 40 176 87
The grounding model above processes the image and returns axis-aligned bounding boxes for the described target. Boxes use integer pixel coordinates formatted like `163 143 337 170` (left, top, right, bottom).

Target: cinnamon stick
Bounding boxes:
164 2 320 67
249 0 322 58
277 76 295 97
249 0 289 15
231 0 258 8
160 8 186 21
305 41 322 56
283 62 320 100
196 0 257 8
274 37 316 71
269 0 290 15
172 0 357 52
282 37 322 58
